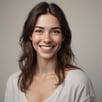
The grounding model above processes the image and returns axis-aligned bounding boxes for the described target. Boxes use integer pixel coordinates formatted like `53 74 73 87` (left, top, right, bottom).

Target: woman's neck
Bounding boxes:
35 56 58 76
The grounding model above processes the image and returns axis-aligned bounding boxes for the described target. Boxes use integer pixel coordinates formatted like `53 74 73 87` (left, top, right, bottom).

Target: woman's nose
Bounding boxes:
43 31 52 43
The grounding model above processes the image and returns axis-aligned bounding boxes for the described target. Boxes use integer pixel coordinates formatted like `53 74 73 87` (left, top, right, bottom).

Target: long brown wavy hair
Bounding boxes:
18 1 78 92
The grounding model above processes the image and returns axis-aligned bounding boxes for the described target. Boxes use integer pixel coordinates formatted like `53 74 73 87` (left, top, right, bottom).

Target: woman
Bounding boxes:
5 1 96 102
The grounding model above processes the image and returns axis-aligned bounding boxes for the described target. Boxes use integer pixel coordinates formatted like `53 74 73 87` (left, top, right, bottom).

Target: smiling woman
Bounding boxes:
4 1 96 102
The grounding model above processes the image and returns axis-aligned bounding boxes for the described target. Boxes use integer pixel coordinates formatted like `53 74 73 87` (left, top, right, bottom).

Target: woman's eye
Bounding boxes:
52 30 61 35
34 29 43 33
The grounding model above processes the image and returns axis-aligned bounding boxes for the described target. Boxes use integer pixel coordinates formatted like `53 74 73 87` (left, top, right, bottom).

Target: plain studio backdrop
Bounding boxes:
0 0 102 102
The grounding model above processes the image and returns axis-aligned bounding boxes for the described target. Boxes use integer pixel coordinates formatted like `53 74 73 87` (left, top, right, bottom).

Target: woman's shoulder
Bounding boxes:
6 70 21 87
64 69 96 101
8 70 21 80
65 69 96 95
65 69 92 85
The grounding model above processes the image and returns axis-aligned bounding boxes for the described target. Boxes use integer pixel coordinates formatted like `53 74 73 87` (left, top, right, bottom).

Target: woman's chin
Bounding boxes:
38 53 56 60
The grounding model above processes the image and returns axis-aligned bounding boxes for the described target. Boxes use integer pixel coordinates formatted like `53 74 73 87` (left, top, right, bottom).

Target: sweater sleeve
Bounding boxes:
4 76 14 102
4 71 21 102
74 74 96 102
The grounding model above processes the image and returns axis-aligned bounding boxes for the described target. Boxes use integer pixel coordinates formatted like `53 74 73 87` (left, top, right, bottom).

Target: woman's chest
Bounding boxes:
25 76 58 102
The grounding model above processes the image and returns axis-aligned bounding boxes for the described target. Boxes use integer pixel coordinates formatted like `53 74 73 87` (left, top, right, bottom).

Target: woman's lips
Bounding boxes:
39 45 55 53
40 46 53 50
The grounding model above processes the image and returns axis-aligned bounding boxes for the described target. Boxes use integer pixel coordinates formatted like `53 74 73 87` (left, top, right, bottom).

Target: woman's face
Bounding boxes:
30 14 64 60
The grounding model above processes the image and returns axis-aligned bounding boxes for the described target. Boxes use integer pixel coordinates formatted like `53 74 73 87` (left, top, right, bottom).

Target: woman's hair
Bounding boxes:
18 1 77 92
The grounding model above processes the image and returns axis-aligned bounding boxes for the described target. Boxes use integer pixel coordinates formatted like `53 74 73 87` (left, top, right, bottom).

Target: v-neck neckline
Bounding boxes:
23 81 63 102
23 69 77 102
43 83 63 102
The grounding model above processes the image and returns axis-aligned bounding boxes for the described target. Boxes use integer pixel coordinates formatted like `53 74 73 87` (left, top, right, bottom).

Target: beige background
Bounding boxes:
0 0 102 102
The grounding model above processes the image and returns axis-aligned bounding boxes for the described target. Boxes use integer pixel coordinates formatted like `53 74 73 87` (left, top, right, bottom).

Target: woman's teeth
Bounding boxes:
40 46 53 50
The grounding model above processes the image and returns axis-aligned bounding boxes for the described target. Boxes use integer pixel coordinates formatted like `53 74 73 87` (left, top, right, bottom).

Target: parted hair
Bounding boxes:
18 1 77 92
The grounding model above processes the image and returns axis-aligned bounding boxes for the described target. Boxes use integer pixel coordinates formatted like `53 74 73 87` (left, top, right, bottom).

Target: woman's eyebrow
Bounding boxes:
51 27 61 30
34 26 44 29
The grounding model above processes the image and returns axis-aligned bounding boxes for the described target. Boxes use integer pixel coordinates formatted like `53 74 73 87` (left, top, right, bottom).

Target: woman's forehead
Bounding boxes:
35 14 61 29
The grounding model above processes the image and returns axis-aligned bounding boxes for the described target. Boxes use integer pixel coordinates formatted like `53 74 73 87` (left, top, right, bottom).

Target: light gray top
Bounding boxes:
4 69 96 102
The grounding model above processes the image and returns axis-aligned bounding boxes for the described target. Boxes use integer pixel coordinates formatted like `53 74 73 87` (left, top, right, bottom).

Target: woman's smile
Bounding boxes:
39 45 55 53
